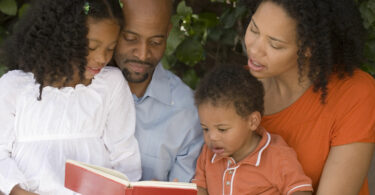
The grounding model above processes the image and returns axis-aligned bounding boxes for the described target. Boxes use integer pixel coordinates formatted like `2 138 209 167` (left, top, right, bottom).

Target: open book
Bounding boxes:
64 159 197 195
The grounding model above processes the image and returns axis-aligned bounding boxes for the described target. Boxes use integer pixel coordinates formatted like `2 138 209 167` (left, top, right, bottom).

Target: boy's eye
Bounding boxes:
202 128 208 132
218 128 228 132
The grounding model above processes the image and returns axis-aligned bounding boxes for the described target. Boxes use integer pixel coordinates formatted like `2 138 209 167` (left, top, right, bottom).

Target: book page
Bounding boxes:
66 159 130 186
132 181 197 189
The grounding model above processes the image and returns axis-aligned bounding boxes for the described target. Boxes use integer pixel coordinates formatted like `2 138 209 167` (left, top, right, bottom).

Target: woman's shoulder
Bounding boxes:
327 69 375 100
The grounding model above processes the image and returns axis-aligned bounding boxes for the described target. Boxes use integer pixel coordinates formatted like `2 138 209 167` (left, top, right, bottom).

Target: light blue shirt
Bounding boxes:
133 63 203 182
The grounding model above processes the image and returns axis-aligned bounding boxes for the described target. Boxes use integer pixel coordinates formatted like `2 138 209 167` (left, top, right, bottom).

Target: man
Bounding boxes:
115 0 203 182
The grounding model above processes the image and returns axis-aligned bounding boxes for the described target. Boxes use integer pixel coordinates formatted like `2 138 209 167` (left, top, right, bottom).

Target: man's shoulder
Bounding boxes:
161 66 195 107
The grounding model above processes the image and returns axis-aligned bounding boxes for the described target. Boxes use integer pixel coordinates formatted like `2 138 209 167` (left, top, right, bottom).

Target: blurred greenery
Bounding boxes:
0 0 374 89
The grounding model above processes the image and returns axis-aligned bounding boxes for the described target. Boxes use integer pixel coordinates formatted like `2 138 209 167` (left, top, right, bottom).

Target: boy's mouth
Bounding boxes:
211 147 225 154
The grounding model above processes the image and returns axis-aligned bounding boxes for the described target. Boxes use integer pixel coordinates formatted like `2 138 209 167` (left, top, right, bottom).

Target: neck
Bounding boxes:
129 76 152 98
261 69 312 115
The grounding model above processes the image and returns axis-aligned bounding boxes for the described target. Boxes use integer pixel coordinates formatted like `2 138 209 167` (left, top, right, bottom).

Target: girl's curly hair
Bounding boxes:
1 0 123 100
244 0 365 103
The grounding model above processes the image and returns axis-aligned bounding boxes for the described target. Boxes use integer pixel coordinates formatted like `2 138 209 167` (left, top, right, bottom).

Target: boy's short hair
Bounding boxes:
194 65 264 117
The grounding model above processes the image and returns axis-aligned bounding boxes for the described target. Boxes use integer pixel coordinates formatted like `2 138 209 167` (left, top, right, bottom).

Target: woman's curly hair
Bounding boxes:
1 0 123 100
195 64 265 118
244 0 365 103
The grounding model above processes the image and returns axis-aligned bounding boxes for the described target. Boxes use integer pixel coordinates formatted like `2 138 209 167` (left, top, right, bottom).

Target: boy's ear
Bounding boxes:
247 111 261 131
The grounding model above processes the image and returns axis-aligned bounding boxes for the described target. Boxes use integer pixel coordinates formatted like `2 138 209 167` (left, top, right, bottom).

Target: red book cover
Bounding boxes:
64 160 197 195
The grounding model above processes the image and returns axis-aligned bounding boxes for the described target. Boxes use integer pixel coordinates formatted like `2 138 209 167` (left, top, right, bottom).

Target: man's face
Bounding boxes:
115 5 171 83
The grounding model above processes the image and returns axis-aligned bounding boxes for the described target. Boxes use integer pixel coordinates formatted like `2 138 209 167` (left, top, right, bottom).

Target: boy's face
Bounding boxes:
198 102 261 162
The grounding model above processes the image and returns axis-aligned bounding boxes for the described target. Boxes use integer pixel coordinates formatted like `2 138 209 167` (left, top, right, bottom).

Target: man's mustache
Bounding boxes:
123 59 153 67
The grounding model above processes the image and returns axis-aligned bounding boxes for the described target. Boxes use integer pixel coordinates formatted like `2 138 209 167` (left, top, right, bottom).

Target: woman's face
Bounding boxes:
85 17 120 80
244 1 300 80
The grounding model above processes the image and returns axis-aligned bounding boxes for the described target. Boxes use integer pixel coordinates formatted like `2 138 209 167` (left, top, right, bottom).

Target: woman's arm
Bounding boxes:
316 142 375 195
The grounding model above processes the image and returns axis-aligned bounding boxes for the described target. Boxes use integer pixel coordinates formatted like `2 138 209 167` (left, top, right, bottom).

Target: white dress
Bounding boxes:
0 66 141 195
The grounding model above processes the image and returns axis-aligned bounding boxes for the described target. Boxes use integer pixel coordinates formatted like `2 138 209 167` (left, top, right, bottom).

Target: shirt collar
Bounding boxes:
210 126 271 167
134 63 172 105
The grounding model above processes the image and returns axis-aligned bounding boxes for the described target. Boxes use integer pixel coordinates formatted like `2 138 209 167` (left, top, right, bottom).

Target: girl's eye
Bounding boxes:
88 47 96 51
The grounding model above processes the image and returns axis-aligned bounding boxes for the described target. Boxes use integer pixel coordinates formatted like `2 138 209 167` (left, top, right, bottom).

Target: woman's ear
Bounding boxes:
247 111 261 131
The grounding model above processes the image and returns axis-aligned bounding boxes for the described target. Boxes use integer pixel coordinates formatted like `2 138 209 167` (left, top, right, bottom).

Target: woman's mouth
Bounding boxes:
248 58 266 71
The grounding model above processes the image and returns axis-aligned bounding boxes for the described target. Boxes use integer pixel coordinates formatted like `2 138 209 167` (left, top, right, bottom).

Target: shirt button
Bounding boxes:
226 181 230 186
228 160 232 164
229 170 233 174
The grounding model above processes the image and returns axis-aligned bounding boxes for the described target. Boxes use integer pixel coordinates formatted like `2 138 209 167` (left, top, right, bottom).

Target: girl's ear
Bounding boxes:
247 111 261 131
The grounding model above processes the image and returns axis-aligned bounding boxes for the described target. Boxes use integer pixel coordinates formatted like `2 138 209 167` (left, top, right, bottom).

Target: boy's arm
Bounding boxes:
197 187 208 195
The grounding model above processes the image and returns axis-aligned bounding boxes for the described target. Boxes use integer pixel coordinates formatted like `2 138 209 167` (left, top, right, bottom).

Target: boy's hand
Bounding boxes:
197 186 208 195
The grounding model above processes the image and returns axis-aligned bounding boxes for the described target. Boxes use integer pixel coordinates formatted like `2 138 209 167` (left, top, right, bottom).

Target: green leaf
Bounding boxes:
177 1 193 16
221 28 237 46
220 8 236 29
234 5 247 18
166 27 185 56
182 69 200 89
360 2 375 29
197 12 219 28
0 0 17 16
18 3 30 18
176 38 204 66
207 26 223 41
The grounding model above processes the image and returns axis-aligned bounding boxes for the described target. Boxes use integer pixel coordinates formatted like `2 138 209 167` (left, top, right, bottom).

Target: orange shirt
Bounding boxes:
261 70 375 195
192 127 313 195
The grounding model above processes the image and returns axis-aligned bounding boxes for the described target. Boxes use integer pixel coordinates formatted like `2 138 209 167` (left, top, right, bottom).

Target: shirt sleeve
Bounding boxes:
168 107 204 182
331 72 375 145
0 72 29 194
275 146 313 195
102 70 142 182
191 145 208 189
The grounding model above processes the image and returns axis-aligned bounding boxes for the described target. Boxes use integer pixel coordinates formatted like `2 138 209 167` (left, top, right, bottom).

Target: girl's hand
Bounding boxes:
10 185 39 195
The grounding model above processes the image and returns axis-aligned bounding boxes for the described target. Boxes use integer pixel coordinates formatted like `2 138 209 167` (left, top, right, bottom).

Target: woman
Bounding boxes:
244 0 375 194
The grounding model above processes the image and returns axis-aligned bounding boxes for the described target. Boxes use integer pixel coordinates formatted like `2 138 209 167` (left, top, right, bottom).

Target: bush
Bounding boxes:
1 0 374 88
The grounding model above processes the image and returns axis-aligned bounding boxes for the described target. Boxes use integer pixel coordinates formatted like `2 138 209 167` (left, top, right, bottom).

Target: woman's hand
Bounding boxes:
317 142 375 195
9 185 38 195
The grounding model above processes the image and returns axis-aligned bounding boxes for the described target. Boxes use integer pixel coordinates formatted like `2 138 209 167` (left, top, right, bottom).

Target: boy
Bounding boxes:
192 65 313 195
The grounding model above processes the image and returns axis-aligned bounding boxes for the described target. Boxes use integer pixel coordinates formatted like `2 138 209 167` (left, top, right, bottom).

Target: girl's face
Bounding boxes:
244 1 300 80
198 102 260 162
85 17 120 80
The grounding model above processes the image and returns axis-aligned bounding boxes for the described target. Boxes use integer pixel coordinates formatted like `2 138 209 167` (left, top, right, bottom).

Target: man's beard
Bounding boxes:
121 67 149 83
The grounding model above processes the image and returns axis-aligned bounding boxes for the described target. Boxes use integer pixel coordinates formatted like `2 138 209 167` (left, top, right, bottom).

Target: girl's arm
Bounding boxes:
10 185 38 195
103 69 141 181
316 142 375 195
197 187 208 195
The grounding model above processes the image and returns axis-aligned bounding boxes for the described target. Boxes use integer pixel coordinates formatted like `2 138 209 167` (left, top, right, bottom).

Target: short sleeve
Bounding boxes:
275 146 313 195
191 145 208 189
331 72 375 146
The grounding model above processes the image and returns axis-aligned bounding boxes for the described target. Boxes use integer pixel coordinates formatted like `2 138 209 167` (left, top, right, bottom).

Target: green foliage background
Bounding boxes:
0 0 374 88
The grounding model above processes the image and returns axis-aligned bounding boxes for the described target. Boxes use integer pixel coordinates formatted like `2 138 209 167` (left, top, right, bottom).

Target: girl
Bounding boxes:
244 0 375 194
0 0 141 194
